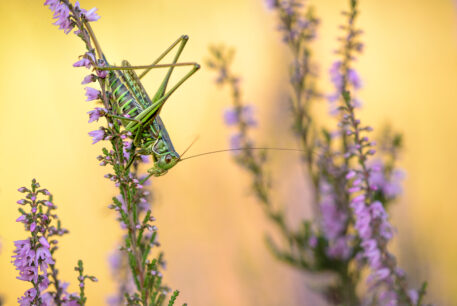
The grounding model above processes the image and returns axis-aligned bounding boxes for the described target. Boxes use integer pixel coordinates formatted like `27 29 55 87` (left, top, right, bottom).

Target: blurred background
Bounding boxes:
1 0 457 305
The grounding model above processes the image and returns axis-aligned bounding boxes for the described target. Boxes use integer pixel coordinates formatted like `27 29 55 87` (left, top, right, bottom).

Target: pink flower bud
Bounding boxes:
39 237 50 248
16 215 26 223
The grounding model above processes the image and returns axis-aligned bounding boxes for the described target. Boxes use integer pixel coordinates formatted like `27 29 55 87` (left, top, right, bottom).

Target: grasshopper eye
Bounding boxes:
165 154 173 163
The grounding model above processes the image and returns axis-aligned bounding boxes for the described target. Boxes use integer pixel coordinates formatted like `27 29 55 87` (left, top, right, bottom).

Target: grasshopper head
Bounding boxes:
148 152 180 177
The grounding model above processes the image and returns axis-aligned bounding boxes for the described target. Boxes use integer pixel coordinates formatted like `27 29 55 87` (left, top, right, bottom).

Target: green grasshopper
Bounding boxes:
84 22 200 176
83 23 303 178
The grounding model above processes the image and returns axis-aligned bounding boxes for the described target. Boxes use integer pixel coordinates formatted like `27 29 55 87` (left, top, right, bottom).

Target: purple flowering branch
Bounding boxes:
44 1 181 304
207 45 364 305
330 1 427 304
207 46 299 258
74 260 97 305
13 179 95 305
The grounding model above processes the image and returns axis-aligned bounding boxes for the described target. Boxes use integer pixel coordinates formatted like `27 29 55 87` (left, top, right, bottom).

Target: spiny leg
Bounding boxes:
125 63 200 131
95 52 195 105
106 113 141 124
96 60 199 129
139 35 189 79
97 35 191 104
148 35 189 103
94 62 198 72
84 21 191 86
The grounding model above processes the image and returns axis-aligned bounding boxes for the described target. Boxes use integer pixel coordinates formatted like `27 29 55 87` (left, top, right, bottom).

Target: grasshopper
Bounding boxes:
82 23 303 178
84 21 199 177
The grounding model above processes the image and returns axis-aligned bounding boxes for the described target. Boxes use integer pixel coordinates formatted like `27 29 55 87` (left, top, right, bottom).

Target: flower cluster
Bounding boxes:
330 0 422 303
13 179 95 305
45 0 108 141
318 180 351 260
45 0 99 34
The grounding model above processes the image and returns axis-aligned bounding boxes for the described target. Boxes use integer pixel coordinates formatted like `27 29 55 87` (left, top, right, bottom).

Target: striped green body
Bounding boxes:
107 60 180 176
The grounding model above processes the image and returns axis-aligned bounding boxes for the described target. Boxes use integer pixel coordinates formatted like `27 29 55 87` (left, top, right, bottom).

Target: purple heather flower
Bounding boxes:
352 98 363 108
39 237 50 249
83 7 101 22
224 108 238 125
241 105 257 126
44 0 59 11
327 236 351 260
84 87 100 101
95 59 109 78
369 160 405 199
320 193 346 240
52 3 74 34
82 74 96 84
16 215 26 223
13 239 33 269
329 61 343 90
87 107 107 123
38 276 50 292
348 68 362 89
140 155 150 163
17 288 37 306
224 105 257 126
353 202 372 240
308 236 318 248
319 180 351 259
17 265 39 283
229 133 242 151
264 0 278 9
96 69 108 79
88 129 105 144
346 170 356 179
409 290 419 304
73 57 92 69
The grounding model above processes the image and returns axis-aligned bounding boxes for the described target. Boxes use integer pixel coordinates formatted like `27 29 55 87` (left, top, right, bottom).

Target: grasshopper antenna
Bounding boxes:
179 136 200 160
179 147 307 162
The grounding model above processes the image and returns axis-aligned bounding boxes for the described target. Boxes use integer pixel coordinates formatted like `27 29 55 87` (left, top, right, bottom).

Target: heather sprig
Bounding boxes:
341 90 420 305
14 179 94 305
208 45 360 305
330 0 424 304
44 1 181 304
74 260 97 305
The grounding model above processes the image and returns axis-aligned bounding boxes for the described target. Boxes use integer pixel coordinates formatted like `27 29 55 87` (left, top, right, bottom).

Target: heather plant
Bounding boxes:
42 0 188 304
13 179 96 305
208 0 429 305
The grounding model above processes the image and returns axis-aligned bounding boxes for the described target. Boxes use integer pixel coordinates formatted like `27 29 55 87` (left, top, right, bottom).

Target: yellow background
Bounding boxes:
0 0 456 305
